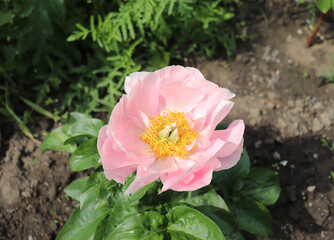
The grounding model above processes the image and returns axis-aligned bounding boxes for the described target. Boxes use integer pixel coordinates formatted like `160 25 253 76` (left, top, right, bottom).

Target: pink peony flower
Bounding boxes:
97 66 244 194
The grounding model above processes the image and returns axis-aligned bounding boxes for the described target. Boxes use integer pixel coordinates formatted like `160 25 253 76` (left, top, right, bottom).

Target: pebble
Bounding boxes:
21 188 31 198
297 29 303 35
280 160 288 166
251 74 258 81
277 118 287 130
319 113 332 127
6 209 15 213
286 34 292 42
273 151 281 160
255 140 262 148
312 118 324 132
311 102 322 110
330 111 334 121
307 185 316 193
263 46 271 53
28 236 33 240
272 49 280 59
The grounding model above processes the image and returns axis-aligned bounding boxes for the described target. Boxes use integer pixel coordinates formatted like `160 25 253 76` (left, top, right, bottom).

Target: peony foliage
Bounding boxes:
42 118 280 240
42 67 280 240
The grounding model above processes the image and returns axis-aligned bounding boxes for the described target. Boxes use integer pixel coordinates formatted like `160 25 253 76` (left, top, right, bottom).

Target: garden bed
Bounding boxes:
1 1 334 239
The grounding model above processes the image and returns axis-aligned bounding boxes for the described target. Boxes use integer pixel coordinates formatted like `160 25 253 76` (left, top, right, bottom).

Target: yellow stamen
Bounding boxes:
141 111 199 159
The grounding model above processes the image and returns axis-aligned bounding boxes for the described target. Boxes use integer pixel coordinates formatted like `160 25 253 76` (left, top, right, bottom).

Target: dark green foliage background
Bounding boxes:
0 0 243 119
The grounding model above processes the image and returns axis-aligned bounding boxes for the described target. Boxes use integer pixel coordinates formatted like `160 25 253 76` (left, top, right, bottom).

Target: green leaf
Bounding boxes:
64 177 89 201
223 12 235 20
93 215 110 240
196 206 240 238
107 175 157 205
106 211 165 240
79 168 109 207
240 168 281 205
78 169 155 208
0 12 14 26
166 185 229 211
20 97 55 120
41 131 76 153
56 203 111 240
65 118 105 142
53 124 72 134
70 137 100 171
101 205 142 238
213 149 250 194
70 112 91 122
318 0 332 13
166 206 225 240
227 199 272 237
225 232 245 240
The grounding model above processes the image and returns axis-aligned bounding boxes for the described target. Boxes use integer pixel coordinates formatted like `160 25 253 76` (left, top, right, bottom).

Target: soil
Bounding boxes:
1 1 334 240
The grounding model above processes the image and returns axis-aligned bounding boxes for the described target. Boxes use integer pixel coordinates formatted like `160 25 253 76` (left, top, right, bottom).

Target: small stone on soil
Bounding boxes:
280 160 288 167
273 151 281 160
312 118 324 132
307 185 316 193
319 113 332 127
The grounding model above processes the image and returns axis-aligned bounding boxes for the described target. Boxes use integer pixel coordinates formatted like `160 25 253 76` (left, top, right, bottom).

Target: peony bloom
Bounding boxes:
97 66 244 194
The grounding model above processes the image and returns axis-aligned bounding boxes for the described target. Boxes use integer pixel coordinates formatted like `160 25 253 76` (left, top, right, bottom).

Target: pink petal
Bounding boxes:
110 96 151 158
211 120 245 171
212 120 245 158
160 139 225 192
139 111 151 129
126 72 166 128
97 125 108 155
169 158 221 191
216 139 244 171
145 157 178 174
191 86 235 136
156 66 193 84
197 100 234 148
104 166 137 184
101 136 140 169
160 81 204 112
186 68 235 99
125 166 160 194
180 173 195 185
124 72 149 95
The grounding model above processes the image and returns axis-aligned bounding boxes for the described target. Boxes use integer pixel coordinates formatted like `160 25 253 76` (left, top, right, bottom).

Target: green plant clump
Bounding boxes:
0 0 244 123
41 113 281 240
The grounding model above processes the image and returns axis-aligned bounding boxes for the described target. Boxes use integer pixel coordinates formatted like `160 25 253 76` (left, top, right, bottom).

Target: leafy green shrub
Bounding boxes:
42 113 281 240
1 0 244 120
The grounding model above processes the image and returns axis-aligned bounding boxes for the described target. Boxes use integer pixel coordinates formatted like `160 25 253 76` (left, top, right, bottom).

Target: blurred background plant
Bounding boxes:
296 0 334 47
324 53 334 83
0 0 247 138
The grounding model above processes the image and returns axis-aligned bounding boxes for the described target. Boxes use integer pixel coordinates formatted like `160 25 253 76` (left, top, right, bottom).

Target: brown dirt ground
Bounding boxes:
1 1 334 240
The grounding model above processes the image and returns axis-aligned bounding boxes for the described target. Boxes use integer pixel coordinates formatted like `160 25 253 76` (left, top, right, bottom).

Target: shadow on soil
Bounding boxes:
244 125 334 240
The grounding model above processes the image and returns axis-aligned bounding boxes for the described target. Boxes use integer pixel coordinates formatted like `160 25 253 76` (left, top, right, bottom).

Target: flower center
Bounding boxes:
141 111 199 159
